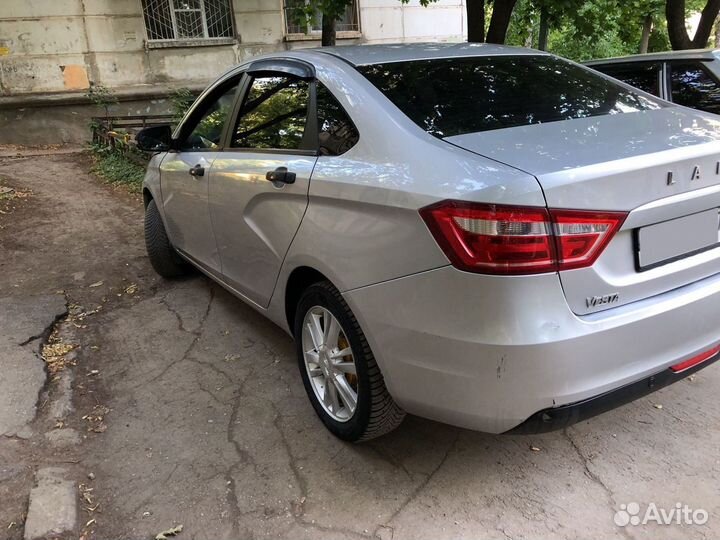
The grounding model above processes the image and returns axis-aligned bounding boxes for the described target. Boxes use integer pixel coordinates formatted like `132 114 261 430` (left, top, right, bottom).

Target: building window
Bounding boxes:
284 0 360 37
142 0 234 42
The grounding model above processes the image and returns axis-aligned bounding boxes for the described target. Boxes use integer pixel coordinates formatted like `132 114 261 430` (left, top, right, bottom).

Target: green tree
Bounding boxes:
294 0 354 46
318 0 355 46
505 0 679 60
666 0 720 49
406 0 519 43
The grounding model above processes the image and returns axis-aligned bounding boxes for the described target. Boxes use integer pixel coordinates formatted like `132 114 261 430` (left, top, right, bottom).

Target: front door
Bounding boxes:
161 76 240 273
209 72 317 307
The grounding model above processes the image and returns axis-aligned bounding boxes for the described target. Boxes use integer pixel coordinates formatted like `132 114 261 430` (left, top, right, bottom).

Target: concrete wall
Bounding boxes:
0 0 466 97
0 0 466 144
361 0 465 43
0 95 177 146
0 0 276 95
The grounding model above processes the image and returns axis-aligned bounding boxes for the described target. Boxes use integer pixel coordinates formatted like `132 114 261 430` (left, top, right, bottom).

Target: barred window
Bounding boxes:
142 0 234 42
284 0 360 36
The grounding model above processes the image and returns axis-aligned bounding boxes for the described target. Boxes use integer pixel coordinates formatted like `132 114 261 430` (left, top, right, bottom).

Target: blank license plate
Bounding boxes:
636 208 720 270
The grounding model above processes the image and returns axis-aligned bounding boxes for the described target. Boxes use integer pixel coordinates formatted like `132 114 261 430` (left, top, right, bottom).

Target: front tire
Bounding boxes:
295 281 405 442
144 199 188 278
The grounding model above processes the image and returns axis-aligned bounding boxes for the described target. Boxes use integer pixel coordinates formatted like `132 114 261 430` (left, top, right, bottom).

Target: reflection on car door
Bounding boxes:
161 77 240 274
591 62 662 97
668 61 720 115
209 72 317 307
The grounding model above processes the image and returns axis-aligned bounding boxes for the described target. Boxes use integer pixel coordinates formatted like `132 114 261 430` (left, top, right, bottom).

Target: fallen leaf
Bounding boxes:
124 283 138 294
89 281 104 288
41 338 78 375
156 525 183 540
530 445 541 452
654 404 663 410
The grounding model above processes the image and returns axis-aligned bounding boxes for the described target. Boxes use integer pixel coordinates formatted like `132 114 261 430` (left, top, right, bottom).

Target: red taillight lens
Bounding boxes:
420 201 627 275
552 209 627 271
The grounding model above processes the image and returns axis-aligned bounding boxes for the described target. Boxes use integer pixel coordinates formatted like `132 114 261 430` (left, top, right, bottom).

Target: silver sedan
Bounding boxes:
138 43 720 441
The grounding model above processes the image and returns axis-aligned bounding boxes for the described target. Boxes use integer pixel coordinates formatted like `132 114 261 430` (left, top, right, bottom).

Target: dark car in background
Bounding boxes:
586 49 720 115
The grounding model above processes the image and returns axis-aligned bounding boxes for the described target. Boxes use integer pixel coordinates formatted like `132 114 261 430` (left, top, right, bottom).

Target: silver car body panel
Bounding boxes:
345 266 720 433
209 153 316 307
585 48 720 102
446 109 720 314
143 44 720 434
585 48 720 66
160 151 222 271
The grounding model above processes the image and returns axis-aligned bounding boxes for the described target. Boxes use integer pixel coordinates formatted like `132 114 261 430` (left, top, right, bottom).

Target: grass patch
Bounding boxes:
90 147 147 193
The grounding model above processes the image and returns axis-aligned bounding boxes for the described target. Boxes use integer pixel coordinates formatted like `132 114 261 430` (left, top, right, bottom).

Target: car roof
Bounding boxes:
304 42 548 66
585 48 720 65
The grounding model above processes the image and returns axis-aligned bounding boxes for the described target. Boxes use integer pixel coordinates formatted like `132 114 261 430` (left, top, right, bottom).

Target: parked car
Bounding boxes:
137 44 720 442
586 49 720 115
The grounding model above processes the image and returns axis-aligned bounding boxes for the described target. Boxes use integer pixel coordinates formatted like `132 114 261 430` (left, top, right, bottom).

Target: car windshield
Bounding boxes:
357 55 664 137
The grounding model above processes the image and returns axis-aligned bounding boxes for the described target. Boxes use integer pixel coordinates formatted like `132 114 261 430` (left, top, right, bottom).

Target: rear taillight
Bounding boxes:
419 201 627 275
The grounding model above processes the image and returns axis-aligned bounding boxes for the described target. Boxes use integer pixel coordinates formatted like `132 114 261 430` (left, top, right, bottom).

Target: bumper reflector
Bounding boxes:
670 345 720 373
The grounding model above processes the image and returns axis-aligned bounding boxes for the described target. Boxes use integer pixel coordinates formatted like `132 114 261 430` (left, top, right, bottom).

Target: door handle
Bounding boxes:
189 164 205 177
265 167 296 185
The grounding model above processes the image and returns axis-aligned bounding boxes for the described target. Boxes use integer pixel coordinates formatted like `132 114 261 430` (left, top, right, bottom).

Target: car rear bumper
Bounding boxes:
343 266 720 434
507 352 719 433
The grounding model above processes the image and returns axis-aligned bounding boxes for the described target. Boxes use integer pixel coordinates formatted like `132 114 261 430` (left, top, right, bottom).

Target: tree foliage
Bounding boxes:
666 0 720 49
409 0 720 58
292 0 355 46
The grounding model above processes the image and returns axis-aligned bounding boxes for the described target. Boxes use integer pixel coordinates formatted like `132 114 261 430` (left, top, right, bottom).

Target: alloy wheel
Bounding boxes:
301 306 359 422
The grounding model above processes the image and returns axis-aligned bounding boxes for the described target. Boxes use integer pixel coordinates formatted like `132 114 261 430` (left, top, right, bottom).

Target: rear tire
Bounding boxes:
295 281 405 442
144 199 188 278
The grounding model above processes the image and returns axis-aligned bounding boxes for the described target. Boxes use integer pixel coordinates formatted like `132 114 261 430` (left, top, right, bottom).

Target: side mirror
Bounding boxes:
136 125 172 152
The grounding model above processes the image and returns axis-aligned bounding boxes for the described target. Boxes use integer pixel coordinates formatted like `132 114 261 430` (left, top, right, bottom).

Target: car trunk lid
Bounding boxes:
445 107 720 315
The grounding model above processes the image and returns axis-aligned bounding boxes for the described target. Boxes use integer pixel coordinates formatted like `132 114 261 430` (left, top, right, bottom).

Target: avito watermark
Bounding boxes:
614 502 709 527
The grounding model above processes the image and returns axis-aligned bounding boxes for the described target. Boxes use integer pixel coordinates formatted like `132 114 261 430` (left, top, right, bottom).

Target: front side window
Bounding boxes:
317 83 359 155
669 62 720 115
180 81 238 150
142 0 234 42
593 62 661 96
232 76 310 150
284 0 360 36
358 56 663 138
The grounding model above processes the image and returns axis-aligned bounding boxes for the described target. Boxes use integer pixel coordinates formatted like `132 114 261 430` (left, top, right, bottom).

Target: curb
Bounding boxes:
24 468 77 540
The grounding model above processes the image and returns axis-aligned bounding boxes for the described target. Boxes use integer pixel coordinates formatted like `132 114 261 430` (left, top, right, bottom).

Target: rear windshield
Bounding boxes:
357 55 663 137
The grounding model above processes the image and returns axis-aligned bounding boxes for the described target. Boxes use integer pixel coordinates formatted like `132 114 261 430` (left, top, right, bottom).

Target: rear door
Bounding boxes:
161 74 241 273
209 61 317 307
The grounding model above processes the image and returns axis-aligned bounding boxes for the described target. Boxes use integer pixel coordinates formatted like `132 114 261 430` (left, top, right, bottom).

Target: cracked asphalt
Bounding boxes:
1 151 719 540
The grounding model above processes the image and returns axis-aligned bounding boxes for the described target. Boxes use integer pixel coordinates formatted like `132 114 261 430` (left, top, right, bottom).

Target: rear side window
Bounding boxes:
592 62 661 96
357 56 662 137
231 75 310 150
669 62 720 115
316 83 359 155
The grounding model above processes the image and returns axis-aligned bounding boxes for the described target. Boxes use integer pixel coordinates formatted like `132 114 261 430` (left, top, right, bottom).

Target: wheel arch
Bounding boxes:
284 266 331 335
142 187 153 208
